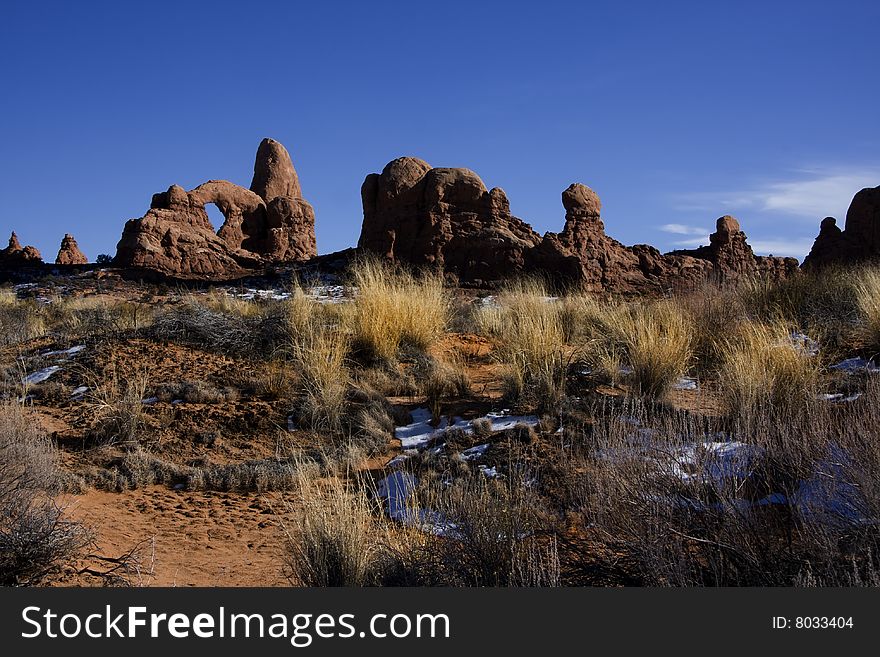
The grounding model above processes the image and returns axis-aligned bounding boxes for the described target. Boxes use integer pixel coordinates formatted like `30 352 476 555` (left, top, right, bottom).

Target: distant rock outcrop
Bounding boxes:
358 157 543 286
803 185 880 269
669 215 799 283
358 159 796 291
0 232 43 267
527 183 714 293
55 233 88 265
114 138 316 279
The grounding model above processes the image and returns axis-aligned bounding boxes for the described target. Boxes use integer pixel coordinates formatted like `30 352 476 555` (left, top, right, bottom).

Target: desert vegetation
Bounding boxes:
2 260 880 586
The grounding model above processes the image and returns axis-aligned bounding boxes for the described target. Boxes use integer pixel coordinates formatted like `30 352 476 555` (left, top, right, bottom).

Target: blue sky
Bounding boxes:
1 0 878 262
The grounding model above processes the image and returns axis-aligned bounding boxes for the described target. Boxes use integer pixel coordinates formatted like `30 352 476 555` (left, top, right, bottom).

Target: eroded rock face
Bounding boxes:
358 163 797 291
803 186 880 268
0 232 43 267
358 157 542 285
55 233 88 265
528 183 714 293
114 138 316 279
670 215 799 283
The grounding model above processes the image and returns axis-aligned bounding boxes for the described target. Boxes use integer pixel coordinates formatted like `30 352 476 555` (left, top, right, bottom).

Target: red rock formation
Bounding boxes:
359 162 797 291
55 233 88 265
358 157 542 286
669 215 799 283
803 185 880 269
114 138 316 279
0 232 43 267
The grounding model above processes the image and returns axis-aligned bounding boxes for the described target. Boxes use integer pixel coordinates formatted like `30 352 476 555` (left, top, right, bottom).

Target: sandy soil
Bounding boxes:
59 487 288 586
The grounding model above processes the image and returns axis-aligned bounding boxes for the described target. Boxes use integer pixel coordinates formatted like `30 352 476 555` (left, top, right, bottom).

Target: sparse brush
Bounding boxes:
678 286 746 374
0 403 90 585
718 320 821 416
853 267 880 356
587 300 694 399
347 255 449 363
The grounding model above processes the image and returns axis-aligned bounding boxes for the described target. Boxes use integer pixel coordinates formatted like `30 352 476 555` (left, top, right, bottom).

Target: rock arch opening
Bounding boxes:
204 203 226 234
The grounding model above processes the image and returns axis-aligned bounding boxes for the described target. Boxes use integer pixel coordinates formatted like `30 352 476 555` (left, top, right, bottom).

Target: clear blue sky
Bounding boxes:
1 0 878 262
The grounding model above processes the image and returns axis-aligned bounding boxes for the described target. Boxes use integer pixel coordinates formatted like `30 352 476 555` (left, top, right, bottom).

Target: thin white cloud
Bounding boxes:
672 166 880 221
747 238 816 260
671 236 710 248
660 223 706 235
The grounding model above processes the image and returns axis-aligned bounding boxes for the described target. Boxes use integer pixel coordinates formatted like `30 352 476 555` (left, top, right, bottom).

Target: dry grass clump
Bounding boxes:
736 267 863 355
0 403 90 585
718 320 821 415
481 279 570 412
154 379 239 404
0 300 46 346
348 256 449 363
586 300 694 398
284 468 386 586
421 357 471 423
853 267 880 356
86 369 149 446
287 316 351 433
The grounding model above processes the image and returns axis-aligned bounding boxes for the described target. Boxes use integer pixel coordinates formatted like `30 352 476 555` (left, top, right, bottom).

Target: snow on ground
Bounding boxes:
70 386 89 399
42 345 86 358
23 365 61 385
831 357 880 373
375 471 457 537
789 331 820 356
394 408 539 449
673 376 698 390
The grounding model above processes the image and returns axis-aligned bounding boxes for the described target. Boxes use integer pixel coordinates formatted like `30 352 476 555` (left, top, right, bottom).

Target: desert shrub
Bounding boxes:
574 392 880 586
586 299 694 398
718 320 821 416
152 300 288 357
385 469 559 586
347 255 449 363
0 403 89 585
48 296 154 338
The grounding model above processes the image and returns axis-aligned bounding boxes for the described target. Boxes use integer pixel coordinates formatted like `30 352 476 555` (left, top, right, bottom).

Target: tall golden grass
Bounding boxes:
718 319 821 414
348 256 448 362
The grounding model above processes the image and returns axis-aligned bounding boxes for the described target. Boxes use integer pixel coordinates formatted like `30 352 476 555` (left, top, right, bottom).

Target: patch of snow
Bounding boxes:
375 471 457 537
395 408 456 449
790 331 820 356
23 366 61 385
43 345 85 358
287 415 297 432
818 392 863 403
70 386 89 399
460 443 490 461
673 376 698 391
478 464 501 478
830 357 880 374
140 397 159 405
